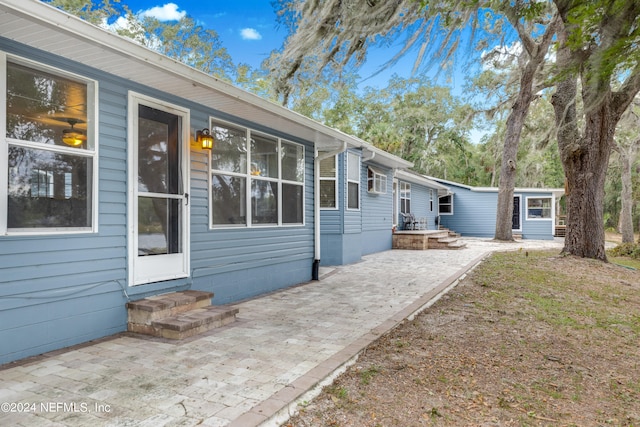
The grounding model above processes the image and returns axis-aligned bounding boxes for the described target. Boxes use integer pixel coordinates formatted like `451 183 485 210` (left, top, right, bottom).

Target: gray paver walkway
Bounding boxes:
0 238 564 427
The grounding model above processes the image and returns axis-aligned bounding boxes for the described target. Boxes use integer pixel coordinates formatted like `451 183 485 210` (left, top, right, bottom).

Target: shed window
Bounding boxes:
527 197 552 219
367 166 387 194
3 57 97 233
347 152 360 210
400 182 411 214
210 119 304 227
319 155 337 209
439 194 453 215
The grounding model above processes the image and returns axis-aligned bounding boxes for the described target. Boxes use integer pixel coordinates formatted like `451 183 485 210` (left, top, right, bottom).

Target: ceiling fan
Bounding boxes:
61 118 86 147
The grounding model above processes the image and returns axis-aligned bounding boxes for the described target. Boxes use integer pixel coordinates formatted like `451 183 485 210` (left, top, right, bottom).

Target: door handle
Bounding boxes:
184 193 189 206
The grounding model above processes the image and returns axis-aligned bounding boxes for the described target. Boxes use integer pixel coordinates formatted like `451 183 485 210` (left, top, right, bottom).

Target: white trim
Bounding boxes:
209 117 306 228
438 194 453 215
392 179 399 227
367 166 387 194
1 51 99 235
346 151 360 211
319 155 338 210
399 181 411 214
127 91 191 286
429 189 434 212
525 196 554 221
0 52 8 235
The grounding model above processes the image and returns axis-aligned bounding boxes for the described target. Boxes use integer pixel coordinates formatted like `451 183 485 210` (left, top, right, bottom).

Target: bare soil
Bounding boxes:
285 250 640 427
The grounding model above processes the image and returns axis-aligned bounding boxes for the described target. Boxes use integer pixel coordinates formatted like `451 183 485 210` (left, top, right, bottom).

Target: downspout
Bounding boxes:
313 141 348 280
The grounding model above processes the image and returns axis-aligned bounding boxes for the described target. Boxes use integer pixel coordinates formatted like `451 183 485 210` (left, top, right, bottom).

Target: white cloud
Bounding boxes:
240 28 262 40
139 3 186 21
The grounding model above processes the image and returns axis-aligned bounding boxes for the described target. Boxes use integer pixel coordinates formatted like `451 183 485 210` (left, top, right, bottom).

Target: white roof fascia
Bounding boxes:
427 176 564 196
0 0 364 151
396 170 450 195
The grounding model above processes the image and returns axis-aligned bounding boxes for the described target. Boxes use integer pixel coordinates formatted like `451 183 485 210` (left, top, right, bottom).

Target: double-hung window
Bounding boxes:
2 55 97 234
346 152 360 210
319 155 337 209
400 182 411 214
439 194 453 215
210 119 304 227
367 166 387 194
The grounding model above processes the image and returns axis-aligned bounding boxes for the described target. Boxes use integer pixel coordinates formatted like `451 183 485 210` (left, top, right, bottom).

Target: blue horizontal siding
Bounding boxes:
0 37 318 364
438 184 556 239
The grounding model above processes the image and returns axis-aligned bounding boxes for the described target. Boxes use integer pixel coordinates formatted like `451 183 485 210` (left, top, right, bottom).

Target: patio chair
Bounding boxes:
416 217 427 230
400 212 418 230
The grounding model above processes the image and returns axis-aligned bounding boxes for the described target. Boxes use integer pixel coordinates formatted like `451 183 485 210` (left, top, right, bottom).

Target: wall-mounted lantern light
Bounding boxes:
196 128 214 150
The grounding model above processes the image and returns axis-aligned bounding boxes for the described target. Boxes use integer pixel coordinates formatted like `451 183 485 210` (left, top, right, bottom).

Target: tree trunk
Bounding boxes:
553 79 614 261
619 151 635 243
561 131 611 260
494 101 526 241
494 14 558 241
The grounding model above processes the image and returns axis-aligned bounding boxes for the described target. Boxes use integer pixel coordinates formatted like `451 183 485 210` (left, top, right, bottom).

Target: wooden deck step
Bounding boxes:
126 290 238 339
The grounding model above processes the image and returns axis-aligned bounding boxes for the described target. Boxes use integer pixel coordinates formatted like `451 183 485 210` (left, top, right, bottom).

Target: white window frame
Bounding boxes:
439 194 453 215
346 151 360 211
367 166 387 194
0 52 99 235
319 155 338 210
526 196 553 220
209 117 305 228
127 92 191 286
399 181 411 214
429 189 434 212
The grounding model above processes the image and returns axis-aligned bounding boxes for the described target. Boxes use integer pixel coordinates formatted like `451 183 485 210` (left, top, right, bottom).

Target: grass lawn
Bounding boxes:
288 250 640 426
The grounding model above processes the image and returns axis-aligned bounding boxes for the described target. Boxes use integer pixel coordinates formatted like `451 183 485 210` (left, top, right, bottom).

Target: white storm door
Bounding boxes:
129 94 190 285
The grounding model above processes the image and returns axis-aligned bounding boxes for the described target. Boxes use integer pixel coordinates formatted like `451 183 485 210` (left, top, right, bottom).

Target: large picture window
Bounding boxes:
210 119 304 227
527 197 552 219
2 56 97 233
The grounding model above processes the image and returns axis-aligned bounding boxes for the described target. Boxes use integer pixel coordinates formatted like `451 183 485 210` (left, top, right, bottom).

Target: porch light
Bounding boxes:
196 128 214 150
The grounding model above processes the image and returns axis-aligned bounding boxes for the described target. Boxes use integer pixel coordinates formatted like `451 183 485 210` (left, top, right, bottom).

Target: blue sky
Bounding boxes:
120 1 487 141
122 1 289 70
119 1 457 91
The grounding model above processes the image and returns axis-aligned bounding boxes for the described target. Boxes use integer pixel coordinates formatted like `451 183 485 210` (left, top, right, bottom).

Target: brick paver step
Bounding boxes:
126 290 214 326
150 306 240 339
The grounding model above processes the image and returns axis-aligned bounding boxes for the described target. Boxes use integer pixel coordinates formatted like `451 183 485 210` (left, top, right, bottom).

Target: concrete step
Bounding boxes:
150 306 240 340
126 290 213 326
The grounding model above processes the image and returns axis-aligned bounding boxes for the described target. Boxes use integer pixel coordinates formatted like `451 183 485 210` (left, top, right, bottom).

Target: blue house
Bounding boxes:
393 170 450 232
318 147 411 265
430 178 565 240
0 0 414 364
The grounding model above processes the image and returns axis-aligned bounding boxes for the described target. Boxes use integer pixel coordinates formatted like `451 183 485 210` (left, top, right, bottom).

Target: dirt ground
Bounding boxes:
285 250 640 427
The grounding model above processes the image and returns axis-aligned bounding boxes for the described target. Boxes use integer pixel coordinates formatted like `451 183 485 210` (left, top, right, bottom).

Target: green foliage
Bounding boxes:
45 0 126 25
607 243 640 260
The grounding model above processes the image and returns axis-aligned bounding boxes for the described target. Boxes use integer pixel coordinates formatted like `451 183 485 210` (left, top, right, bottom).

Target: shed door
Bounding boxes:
512 195 521 231
129 96 190 285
